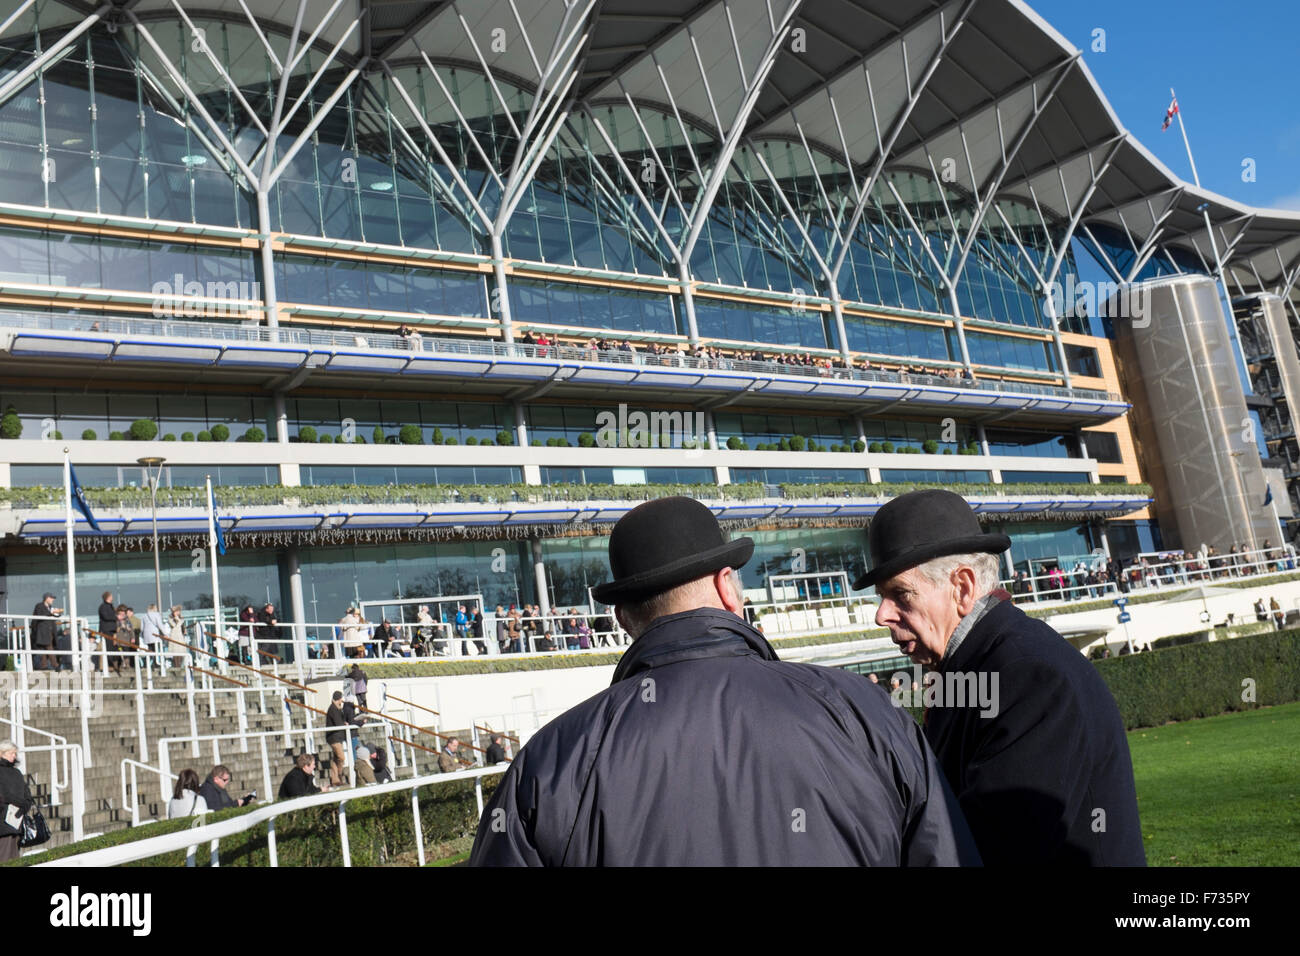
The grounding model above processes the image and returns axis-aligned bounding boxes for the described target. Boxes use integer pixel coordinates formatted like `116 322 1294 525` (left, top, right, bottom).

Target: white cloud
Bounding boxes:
1266 191 1300 212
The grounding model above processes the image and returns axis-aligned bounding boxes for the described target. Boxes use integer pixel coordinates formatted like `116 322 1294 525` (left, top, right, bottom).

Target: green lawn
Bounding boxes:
1130 702 1300 866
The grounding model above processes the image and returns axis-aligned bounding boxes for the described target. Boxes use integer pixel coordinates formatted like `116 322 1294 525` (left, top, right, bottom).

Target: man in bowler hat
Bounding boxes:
469 496 980 866
861 489 1144 865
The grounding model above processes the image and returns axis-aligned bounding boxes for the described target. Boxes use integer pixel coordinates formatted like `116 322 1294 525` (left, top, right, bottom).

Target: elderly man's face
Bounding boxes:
874 566 963 667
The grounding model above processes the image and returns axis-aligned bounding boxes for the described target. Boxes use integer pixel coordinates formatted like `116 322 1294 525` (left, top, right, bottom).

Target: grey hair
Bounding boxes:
0 740 17 755
915 552 1001 597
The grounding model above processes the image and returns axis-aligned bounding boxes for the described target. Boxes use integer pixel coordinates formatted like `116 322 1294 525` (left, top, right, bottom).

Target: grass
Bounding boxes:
1129 701 1300 866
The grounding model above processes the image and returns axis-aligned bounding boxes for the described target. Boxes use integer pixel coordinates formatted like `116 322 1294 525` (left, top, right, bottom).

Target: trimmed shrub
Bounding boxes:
298 426 318 444
1096 631 1300 730
319 434 334 444
210 424 230 442
779 437 791 452
578 433 596 448
81 429 97 441
479 437 493 446
922 439 939 455
399 425 423 445
432 428 444 445
853 440 865 453
881 441 894 453
162 433 176 442
868 441 882 453
465 436 479 446
726 436 747 450
51 430 62 439
372 426 385 444
788 435 806 451
444 436 457 445
0 406 20 440
181 432 195 442
243 427 266 443
496 430 513 447
197 430 212 442
530 439 542 446
109 431 126 441
129 419 158 441
943 447 953 455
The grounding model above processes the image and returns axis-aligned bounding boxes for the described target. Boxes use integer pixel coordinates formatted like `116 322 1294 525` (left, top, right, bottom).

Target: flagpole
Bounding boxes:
206 475 223 653
1171 87 1200 188
65 448 92 768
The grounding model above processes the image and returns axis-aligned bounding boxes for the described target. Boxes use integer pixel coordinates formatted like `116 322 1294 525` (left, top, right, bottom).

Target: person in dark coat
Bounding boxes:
0 740 34 862
861 489 1145 866
485 734 509 765
255 603 282 664
30 593 61 671
470 496 979 867
278 753 324 799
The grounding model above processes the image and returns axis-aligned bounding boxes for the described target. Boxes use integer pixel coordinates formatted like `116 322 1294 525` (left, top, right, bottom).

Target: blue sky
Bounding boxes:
1029 0 1300 210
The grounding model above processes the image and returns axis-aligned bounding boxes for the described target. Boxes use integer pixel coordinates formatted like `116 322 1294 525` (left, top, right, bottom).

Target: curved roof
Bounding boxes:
26 0 1300 298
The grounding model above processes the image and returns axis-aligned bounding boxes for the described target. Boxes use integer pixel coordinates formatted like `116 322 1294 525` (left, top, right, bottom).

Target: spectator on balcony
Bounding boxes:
470 606 487 655
416 605 434 655
97 590 118 648
486 734 509 765
353 743 377 786
371 746 393 785
453 604 469 648
340 607 364 658
278 753 325 799
238 605 257 663
167 768 209 819
167 605 187 667
1271 597 1285 630
111 605 133 675
140 603 166 667
257 603 282 664
374 618 398 657
30 592 61 671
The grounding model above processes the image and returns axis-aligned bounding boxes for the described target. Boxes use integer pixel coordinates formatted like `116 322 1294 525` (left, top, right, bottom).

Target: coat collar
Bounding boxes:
940 594 1019 672
611 608 779 684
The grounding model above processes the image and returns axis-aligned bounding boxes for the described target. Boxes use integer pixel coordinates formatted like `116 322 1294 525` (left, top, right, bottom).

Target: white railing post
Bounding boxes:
187 667 199 758
70 745 84 843
237 688 249 752
259 735 272 802
135 656 148 763
158 743 172 806
411 788 425 867
338 801 351 867
267 816 278 867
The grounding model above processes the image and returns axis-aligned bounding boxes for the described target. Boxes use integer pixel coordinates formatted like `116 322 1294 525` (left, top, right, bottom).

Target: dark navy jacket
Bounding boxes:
924 597 1145 866
469 608 980 866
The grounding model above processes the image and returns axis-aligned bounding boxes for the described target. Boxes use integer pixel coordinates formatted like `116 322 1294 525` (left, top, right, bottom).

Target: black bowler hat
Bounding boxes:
593 496 753 605
854 489 1009 590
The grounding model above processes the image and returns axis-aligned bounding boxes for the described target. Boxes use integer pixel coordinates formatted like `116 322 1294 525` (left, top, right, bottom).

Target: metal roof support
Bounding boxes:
1078 223 1125 283
0 0 36 43
166 0 269 138
0 2 107 106
235 0 283 73
949 57 1078 287
829 0 976 282
1123 189 1184 283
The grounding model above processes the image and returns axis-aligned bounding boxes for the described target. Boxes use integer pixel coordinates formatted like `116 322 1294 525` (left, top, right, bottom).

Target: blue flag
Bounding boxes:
210 484 227 556
68 463 101 532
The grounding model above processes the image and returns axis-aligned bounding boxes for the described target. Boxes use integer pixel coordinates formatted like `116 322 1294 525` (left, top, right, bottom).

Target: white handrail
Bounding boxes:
38 763 508 867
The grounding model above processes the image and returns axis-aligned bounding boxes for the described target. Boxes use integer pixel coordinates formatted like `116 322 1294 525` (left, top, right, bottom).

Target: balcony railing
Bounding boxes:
0 309 1122 405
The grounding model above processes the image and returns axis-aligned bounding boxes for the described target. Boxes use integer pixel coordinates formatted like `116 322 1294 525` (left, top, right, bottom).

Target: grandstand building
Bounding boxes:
0 0 1296 648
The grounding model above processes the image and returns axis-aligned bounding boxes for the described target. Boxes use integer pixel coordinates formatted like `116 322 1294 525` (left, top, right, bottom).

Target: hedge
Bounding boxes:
356 628 882 678
1095 630 1300 730
780 481 1154 499
7 777 499 868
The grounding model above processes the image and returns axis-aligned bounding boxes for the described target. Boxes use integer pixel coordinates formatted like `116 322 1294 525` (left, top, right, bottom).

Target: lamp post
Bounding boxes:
137 456 166 614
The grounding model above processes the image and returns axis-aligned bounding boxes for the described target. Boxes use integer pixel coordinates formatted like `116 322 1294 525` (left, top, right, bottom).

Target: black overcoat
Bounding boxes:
923 597 1145 866
469 608 981 866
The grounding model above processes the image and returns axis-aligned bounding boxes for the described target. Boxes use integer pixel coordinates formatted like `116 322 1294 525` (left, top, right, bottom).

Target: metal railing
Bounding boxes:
38 763 508 868
0 307 1120 403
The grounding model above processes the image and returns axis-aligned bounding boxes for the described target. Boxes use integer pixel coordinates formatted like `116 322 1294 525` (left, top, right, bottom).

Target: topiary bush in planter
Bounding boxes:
129 419 158 441
162 433 176 442
372 426 385 444
243 427 265 443
182 432 195 442
465 436 478 446
81 429 97 441
881 441 894 453
725 436 746 450
444 436 457 445
479 437 493 446
319 434 334 444
578 433 595 448
0 406 20 440
399 425 422 445
298 426 317 443
868 441 882 453
109 431 126 441
497 430 513 447
197 430 212 442
51 430 63 439
789 435 806 451
431 428 444 445
530 439 542 446
922 439 939 454
853 440 866 453
210 424 230 442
